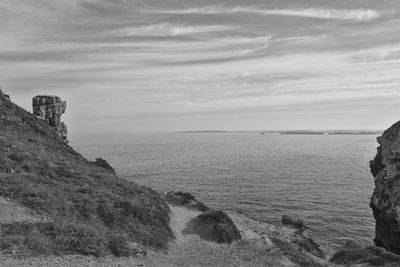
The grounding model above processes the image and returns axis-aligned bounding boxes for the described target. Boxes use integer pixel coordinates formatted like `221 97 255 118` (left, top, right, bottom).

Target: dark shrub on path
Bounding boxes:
183 210 241 244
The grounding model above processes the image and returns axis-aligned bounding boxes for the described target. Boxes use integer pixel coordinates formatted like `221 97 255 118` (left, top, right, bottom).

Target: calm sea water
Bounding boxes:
70 133 378 251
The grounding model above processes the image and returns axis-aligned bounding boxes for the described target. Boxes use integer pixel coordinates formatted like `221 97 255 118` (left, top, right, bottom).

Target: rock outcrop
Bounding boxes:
370 121 400 254
91 158 116 174
331 240 400 266
0 87 10 102
282 215 307 232
165 191 210 212
32 95 67 141
183 210 242 244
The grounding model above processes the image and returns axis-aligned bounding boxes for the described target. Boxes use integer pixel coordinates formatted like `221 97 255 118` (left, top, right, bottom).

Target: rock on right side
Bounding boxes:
370 121 400 254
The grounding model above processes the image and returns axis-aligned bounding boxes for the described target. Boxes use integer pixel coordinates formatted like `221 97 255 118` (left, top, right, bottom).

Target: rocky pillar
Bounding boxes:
32 95 67 141
370 121 400 254
0 87 10 102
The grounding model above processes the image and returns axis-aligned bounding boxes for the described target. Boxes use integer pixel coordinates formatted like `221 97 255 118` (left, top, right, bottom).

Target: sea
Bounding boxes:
70 132 378 252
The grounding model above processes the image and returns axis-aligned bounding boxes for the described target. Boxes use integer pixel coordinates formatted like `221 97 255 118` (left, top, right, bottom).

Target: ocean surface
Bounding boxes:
70 133 378 252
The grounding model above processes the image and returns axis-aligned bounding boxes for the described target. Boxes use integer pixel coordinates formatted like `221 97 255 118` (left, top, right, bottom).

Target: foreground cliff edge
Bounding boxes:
370 121 400 253
327 121 400 266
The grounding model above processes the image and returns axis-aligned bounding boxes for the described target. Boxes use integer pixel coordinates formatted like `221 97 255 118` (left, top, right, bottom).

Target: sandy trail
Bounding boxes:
141 205 296 267
168 205 202 243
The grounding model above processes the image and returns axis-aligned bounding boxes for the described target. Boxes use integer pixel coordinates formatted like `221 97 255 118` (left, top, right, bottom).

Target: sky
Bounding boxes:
1 0 400 134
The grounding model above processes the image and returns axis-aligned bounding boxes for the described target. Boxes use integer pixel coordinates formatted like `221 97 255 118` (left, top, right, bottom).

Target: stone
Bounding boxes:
32 95 67 141
165 191 210 212
370 121 400 254
292 232 325 259
91 158 116 173
0 87 10 102
331 240 400 266
182 209 242 244
282 215 307 232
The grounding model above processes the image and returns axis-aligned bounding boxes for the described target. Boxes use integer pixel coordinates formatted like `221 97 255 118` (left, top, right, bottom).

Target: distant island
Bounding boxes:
280 131 325 135
177 130 232 133
177 130 382 135
327 131 382 135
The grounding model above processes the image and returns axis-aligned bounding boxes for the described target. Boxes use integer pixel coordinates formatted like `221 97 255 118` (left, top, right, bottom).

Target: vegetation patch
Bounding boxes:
183 210 241 244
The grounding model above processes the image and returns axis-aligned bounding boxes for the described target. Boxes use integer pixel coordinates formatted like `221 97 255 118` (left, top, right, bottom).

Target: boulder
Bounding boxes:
292 232 325 259
280 215 324 258
32 95 67 141
91 158 116 173
370 121 400 254
183 210 242 244
331 240 400 266
165 191 210 212
282 215 307 232
0 87 10 102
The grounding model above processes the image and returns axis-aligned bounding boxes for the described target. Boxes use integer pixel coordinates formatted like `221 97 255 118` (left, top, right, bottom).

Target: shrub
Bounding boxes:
0 222 107 256
52 223 106 256
108 234 131 257
183 210 241 244
8 151 25 163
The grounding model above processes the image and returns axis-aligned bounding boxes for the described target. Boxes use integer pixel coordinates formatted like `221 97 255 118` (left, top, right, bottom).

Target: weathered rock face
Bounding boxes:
32 95 67 141
370 121 400 254
91 158 116 174
165 191 211 212
331 240 400 266
282 215 307 232
0 87 10 102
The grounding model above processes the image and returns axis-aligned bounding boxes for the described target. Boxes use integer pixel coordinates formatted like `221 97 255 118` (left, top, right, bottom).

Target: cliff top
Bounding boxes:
0 90 172 257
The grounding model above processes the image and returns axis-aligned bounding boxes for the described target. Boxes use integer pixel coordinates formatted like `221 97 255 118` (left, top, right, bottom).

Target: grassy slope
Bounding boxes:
0 94 172 256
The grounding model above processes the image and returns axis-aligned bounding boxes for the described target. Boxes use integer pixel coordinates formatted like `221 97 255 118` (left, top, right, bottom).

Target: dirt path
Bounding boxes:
141 205 296 267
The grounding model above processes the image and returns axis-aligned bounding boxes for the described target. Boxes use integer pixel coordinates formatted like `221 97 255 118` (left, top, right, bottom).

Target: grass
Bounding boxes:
0 94 173 257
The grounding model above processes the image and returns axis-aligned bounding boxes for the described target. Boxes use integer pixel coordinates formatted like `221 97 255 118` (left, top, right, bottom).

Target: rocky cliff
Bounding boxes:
32 95 67 141
0 87 10 101
370 121 400 254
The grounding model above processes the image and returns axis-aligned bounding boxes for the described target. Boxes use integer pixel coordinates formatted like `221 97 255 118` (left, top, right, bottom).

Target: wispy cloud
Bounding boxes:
120 23 236 37
144 6 381 21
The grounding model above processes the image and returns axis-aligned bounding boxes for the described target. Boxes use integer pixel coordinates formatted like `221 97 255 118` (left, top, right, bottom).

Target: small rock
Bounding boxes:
293 233 325 259
282 215 307 232
91 158 115 173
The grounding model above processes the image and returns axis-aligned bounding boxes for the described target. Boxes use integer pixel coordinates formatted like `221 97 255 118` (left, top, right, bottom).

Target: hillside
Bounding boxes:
0 90 172 257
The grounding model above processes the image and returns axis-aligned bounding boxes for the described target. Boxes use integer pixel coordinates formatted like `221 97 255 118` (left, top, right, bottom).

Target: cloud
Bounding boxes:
1 0 399 132
144 6 381 21
120 23 236 37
